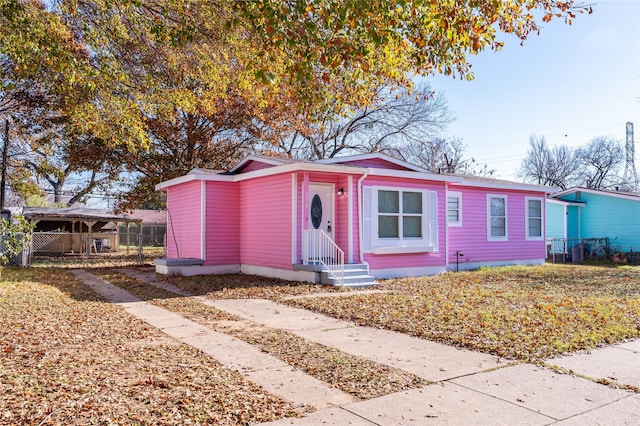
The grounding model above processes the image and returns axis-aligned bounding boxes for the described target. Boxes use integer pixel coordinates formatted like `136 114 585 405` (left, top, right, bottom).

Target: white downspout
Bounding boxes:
201 180 206 261
347 175 353 264
357 169 371 267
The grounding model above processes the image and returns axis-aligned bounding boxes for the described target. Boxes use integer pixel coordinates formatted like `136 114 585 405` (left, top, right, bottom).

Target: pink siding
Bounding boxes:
237 160 277 173
362 176 448 270
204 181 240 265
448 186 547 264
335 158 414 171
166 181 202 259
240 174 293 269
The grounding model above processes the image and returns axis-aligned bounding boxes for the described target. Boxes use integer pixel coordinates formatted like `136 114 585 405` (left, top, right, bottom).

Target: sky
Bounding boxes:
426 0 640 181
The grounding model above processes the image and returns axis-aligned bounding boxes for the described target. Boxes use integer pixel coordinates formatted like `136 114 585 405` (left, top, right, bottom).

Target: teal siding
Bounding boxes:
558 191 640 252
545 202 565 239
566 206 580 241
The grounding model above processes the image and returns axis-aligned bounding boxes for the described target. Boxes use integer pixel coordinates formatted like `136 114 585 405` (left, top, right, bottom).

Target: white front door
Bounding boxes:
306 183 335 263
308 183 334 238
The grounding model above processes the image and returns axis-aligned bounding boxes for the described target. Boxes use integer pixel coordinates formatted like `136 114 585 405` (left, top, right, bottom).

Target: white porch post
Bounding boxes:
302 172 309 264
291 173 297 264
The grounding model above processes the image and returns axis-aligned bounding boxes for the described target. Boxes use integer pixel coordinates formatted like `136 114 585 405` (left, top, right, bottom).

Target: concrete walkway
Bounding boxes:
84 269 640 424
71 270 356 410
208 299 640 425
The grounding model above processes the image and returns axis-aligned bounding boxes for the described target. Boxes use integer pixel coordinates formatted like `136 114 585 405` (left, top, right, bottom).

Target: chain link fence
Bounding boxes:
547 237 610 263
118 223 166 247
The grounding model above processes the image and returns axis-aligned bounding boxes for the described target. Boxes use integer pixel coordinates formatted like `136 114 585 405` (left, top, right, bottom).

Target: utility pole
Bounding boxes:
623 122 639 192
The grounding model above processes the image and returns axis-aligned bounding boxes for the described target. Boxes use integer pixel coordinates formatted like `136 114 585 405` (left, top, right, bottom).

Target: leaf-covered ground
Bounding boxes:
0 268 303 425
283 264 640 362
30 246 165 269
164 273 352 299
99 271 427 399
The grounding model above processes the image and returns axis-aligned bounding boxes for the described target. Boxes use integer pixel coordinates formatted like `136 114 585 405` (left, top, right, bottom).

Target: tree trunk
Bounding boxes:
0 119 9 211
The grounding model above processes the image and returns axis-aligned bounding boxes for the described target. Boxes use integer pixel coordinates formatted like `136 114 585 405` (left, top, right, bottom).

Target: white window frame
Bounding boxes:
487 194 508 241
525 196 544 240
367 186 437 254
447 191 462 227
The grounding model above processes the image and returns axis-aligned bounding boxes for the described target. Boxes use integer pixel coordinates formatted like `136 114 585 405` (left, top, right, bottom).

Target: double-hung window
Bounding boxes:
378 190 423 239
447 192 462 226
525 197 543 240
362 186 438 254
487 195 508 241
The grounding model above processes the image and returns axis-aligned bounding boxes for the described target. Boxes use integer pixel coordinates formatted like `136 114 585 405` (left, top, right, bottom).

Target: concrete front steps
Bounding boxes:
293 262 379 287
319 263 378 288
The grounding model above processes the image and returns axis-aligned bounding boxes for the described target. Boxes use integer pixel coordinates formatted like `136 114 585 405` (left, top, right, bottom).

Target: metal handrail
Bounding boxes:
303 229 344 286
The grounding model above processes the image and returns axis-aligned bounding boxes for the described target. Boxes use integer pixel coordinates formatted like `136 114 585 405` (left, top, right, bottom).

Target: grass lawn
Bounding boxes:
0 267 302 425
282 264 640 362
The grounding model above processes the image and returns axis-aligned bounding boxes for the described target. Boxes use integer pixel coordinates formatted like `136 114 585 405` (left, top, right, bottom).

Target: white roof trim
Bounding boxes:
367 168 462 183
315 152 430 173
546 198 585 206
228 155 289 173
233 162 368 181
550 187 640 202
155 170 233 190
156 162 369 190
450 180 555 192
157 155 552 192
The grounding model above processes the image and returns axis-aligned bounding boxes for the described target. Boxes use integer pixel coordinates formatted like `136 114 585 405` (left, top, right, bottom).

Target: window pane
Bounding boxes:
447 197 459 210
529 218 542 237
447 196 460 223
379 190 399 213
491 198 505 216
403 192 422 214
403 216 422 238
528 200 541 218
378 215 399 238
491 217 505 237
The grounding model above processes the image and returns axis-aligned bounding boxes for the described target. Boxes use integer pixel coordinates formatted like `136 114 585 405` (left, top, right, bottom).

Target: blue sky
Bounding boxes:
427 0 640 181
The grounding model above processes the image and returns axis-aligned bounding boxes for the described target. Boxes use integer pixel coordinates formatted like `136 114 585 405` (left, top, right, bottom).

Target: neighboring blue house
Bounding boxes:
546 187 640 258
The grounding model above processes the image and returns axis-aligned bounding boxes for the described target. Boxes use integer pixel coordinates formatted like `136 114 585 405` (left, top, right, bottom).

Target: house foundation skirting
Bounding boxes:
448 258 545 272
240 265 316 283
154 261 316 283
155 258 546 280
155 262 240 276
370 265 447 279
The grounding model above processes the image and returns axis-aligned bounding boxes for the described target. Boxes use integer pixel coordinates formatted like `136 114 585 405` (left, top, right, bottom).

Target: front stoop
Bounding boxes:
295 263 378 288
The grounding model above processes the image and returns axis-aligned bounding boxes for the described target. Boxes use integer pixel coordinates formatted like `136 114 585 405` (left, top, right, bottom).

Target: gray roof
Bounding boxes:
22 207 142 223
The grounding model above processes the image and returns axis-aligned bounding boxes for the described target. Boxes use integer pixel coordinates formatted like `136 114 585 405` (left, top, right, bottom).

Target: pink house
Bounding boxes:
155 153 552 286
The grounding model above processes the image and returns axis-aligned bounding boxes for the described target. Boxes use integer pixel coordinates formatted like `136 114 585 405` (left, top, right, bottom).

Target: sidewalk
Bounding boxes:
83 269 639 424
208 299 640 425
71 269 356 410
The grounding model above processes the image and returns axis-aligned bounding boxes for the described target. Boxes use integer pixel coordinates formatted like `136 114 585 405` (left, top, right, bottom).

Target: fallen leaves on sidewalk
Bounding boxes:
99 270 428 399
285 264 640 362
0 267 303 425
228 324 428 399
